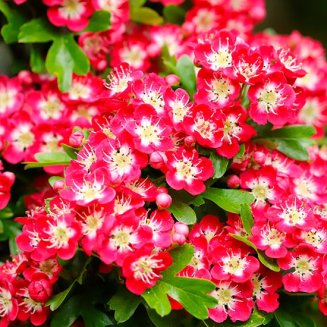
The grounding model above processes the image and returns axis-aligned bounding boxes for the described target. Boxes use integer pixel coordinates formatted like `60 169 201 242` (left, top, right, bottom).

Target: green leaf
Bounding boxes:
108 287 141 323
48 176 64 188
209 152 229 179
0 220 3 234
176 55 196 96
255 125 316 161
163 5 185 24
0 1 27 43
274 309 298 327
142 282 171 317
260 125 315 139
0 207 14 219
45 34 90 91
84 10 111 33
62 144 78 159
131 7 163 25
231 234 280 272
36 151 71 163
47 282 75 311
169 200 197 225
50 295 80 327
162 277 216 320
275 139 311 161
202 188 254 214
130 0 146 9
235 143 245 159
18 17 57 43
30 46 46 74
163 244 194 277
240 203 254 235
24 151 73 169
81 306 112 327
142 245 217 319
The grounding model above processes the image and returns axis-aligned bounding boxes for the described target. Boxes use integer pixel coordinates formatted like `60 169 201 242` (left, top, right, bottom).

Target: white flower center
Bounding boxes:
0 288 12 317
132 255 163 284
59 0 84 19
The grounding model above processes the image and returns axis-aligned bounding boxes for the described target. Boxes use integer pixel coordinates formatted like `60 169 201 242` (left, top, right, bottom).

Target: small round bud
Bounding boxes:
172 233 187 245
227 175 240 188
53 179 65 192
165 74 180 86
28 278 52 302
150 151 166 169
174 222 189 236
156 193 172 209
184 135 196 147
69 131 84 148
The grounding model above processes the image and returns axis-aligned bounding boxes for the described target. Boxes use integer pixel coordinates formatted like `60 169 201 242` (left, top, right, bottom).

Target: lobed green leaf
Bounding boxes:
202 188 254 214
169 200 197 225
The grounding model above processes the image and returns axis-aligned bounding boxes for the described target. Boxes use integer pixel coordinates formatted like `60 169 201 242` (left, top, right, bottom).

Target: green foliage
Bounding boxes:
240 203 254 235
45 34 90 91
209 152 229 179
18 17 57 43
142 244 217 319
163 5 186 24
108 287 141 323
0 0 27 43
24 151 71 169
130 0 163 25
175 55 197 96
201 188 254 214
169 199 197 224
84 10 111 33
254 125 316 161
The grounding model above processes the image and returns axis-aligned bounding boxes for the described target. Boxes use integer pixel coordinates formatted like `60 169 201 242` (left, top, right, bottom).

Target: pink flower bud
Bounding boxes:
165 74 180 86
69 131 84 148
150 151 166 169
172 233 187 245
227 175 240 188
184 135 196 147
28 278 52 302
157 186 168 194
53 180 65 192
253 151 266 164
156 193 172 209
174 222 189 236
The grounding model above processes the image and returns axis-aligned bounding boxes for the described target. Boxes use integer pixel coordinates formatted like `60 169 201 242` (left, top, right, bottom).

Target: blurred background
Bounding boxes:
0 0 326 75
257 0 327 48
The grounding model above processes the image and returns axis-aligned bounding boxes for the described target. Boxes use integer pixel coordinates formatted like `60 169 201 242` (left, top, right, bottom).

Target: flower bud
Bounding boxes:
227 175 240 188
156 193 172 209
150 151 166 169
174 222 189 236
53 179 65 192
69 131 84 148
165 74 180 86
184 135 195 147
28 278 52 302
172 233 187 245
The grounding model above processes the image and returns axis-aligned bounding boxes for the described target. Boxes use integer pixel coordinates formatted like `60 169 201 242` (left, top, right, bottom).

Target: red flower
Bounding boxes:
122 246 172 295
165 147 214 195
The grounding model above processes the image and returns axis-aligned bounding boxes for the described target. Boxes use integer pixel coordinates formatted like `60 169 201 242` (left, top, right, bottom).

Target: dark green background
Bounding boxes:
258 0 327 49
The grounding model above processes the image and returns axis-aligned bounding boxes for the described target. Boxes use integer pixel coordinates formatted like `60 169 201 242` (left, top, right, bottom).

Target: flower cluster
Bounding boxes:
1 0 327 326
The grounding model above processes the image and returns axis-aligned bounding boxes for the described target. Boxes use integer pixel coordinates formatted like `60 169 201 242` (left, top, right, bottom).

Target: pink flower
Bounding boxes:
0 170 15 210
209 281 254 323
248 72 297 125
122 246 172 295
277 245 323 293
165 147 214 195
44 0 94 32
